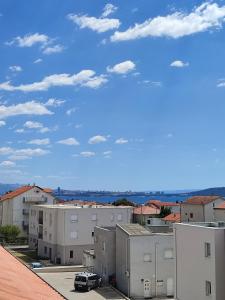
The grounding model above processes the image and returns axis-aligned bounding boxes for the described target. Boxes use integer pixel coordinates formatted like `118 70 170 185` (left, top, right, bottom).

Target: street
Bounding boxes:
38 272 127 300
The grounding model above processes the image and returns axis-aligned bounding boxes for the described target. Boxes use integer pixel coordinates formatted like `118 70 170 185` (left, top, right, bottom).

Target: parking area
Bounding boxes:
38 271 127 300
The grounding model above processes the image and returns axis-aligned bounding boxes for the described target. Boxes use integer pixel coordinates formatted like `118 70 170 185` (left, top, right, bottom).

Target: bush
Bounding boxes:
0 225 20 243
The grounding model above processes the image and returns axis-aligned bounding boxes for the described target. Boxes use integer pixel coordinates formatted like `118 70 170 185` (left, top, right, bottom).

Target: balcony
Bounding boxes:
23 196 48 204
22 209 29 215
22 221 29 231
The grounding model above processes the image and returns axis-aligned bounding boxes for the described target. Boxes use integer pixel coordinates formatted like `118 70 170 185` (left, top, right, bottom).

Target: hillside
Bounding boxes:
0 183 21 195
190 187 225 197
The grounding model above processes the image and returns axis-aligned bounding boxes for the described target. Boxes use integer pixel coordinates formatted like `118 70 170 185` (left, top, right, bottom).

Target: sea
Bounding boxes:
56 194 189 205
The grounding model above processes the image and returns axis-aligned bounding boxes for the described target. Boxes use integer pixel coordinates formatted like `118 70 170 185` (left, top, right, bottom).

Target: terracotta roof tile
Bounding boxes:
133 205 160 215
163 213 181 222
0 246 64 300
146 200 179 208
185 196 221 205
0 186 34 202
214 202 225 209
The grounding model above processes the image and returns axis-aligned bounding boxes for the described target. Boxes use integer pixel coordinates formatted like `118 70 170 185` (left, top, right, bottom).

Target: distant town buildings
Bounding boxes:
0 185 55 236
29 204 133 264
180 196 225 222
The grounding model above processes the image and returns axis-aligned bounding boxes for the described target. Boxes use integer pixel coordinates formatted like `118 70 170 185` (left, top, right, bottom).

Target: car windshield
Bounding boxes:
75 276 87 282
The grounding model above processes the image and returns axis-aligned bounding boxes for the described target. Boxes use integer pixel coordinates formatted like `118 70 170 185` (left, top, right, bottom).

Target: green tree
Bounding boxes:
112 198 135 206
159 206 171 218
0 225 20 243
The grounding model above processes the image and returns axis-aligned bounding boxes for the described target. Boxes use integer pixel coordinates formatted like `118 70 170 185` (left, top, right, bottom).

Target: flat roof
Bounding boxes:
117 224 152 236
175 221 225 229
0 246 64 300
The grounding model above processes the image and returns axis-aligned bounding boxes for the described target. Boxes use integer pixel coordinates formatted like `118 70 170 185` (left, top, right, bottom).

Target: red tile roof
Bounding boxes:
43 188 53 193
0 246 64 300
185 196 221 205
146 200 179 208
0 186 34 202
163 213 181 222
214 202 225 209
133 205 160 215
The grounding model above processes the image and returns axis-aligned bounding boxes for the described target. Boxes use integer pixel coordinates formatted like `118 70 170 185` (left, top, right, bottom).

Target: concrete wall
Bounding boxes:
204 198 225 222
94 227 116 284
214 209 225 221
181 204 204 222
174 223 225 300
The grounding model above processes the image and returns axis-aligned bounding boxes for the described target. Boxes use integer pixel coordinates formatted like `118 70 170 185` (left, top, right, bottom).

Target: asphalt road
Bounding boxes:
38 271 126 300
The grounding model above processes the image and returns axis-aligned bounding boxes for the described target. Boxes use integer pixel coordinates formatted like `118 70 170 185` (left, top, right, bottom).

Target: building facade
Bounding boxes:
0 186 55 236
180 196 225 222
116 224 174 299
94 226 116 284
29 204 132 265
174 222 225 300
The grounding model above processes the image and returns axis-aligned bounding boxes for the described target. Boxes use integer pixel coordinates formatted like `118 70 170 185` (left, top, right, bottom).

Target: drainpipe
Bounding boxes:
174 227 178 299
155 242 159 297
202 203 205 222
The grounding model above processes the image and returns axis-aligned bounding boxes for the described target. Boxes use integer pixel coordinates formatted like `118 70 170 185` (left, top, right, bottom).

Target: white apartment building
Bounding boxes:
174 222 225 300
29 204 132 265
181 196 225 222
0 185 55 236
116 224 174 299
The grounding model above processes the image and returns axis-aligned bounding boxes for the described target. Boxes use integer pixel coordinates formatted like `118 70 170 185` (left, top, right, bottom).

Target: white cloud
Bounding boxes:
0 70 107 92
102 3 118 17
0 101 53 119
28 138 50 145
24 121 43 129
80 151 95 157
34 58 43 64
45 98 65 107
75 124 82 129
68 14 120 33
42 44 65 55
115 138 128 144
66 107 77 116
57 138 80 146
111 2 225 42
7 33 49 47
217 79 225 87
15 129 24 133
0 160 16 167
0 147 13 155
0 120 6 127
39 127 51 133
170 60 189 67
107 60 136 74
9 65 22 72
88 135 107 144
167 133 173 138
9 148 50 160
103 150 112 155
141 80 162 87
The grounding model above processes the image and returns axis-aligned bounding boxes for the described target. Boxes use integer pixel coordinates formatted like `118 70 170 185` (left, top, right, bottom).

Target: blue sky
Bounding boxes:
1 0 225 191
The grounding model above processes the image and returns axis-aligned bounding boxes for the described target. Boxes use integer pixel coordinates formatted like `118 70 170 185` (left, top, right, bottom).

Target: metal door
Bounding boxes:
144 279 151 299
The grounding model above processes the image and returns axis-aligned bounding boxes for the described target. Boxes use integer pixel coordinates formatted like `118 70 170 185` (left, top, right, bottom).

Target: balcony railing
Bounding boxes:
22 209 29 215
23 196 48 203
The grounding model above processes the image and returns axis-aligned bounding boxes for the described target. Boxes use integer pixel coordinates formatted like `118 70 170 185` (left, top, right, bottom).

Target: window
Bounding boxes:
92 214 97 221
206 281 211 296
71 215 78 222
164 249 173 259
92 231 94 237
143 253 152 262
44 246 47 254
70 250 73 259
190 213 193 218
70 231 78 239
102 241 106 252
49 213 52 226
147 219 151 225
205 242 211 257
49 233 52 241
117 214 122 221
